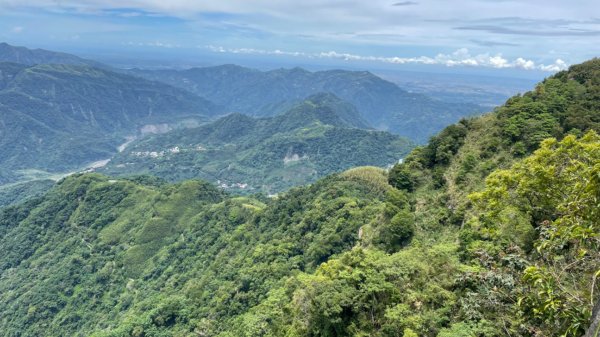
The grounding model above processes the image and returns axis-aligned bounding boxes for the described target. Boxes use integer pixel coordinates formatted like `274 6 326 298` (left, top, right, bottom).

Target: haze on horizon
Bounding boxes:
0 0 599 78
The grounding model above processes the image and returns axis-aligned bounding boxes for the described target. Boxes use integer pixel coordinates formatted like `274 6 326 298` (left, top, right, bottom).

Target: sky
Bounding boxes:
0 0 599 76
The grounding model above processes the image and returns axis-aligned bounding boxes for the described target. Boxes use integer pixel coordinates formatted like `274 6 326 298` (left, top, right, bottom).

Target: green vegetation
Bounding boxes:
102 94 413 195
0 171 391 336
468 132 600 336
0 179 55 208
0 58 598 337
131 64 484 142
0 61 220 184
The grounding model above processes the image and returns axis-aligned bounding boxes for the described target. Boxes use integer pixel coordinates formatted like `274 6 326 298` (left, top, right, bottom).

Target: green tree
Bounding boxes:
469 131 600 336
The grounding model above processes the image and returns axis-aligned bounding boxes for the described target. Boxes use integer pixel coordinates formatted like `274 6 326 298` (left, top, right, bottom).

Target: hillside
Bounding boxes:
0 170 395 336
382 57 600 336
0 62 221 184
0 59 597 337
0 42 105 67
102 93 411 194
131 65 484 142
0 179 55 208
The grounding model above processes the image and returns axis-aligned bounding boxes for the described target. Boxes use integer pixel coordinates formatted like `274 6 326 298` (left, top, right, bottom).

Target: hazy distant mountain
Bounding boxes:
0 62 221 184
0 42 106 67
103 93 411 194
131 65 484 142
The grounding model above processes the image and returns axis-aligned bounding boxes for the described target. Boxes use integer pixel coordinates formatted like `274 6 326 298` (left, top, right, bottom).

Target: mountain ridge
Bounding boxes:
0 62 222 184
0 58 597 337
0 42 107 68
102 94 411 194
130 64 485 142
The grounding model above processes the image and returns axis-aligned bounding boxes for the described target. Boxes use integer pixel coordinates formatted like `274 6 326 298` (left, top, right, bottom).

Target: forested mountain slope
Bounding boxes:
102 93 411 194
0 179 55 208
0 59 598 337
0 42 105 68
380 57 600 336
0 169 395 336
131 65 484 142
0 62 221 184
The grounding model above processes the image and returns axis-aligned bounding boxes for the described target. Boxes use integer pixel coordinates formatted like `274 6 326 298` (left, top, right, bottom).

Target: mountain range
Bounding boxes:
0 61 220 184
102 93 412 194
0 58 597 337
130 64 485 142
0 42 485 193
0 42 105 68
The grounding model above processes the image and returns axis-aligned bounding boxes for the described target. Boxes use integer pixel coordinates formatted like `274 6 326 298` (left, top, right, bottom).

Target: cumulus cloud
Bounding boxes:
539 59 567 72
1 0 597 70
513 57 535 70
206 45 569 72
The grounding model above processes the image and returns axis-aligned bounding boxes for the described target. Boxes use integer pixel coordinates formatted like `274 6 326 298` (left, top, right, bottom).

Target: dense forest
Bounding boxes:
0 58 598 337
103 93 412 194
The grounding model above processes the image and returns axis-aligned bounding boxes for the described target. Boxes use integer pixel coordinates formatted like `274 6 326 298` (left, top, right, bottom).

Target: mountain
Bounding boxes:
282 92 371 129
0 179 55 208
0 42 105 67
102 93 411 194
130 65 485 142
0 169 394 337
0 62 221 184
0 59 598 337
382 57 600 337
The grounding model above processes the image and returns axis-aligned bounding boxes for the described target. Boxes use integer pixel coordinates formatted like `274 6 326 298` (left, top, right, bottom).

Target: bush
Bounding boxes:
378 209 414 252
388 163 415 192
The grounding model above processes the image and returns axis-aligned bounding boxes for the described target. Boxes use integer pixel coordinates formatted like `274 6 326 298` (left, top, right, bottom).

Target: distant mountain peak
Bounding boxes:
130 64 484 142
304 92 348 106
276 92 371 130
0 42 106 68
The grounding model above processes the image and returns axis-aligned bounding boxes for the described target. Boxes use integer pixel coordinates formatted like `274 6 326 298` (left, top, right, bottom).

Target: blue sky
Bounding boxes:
0 0 598 75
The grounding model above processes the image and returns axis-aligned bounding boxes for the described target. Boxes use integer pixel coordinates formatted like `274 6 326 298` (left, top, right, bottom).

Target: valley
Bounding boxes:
130 65 485 142
0 36 597 337
101 93 413 194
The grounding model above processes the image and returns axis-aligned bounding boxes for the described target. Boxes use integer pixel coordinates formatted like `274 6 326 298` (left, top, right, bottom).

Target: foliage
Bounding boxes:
0 61 219 184
1 58 599 337
469 132 600 336
0 171 390 336
389 58 600 336
103 97 413 195
228 244 462 337
0 179 54 208
131 65 484 142
388 163 416 192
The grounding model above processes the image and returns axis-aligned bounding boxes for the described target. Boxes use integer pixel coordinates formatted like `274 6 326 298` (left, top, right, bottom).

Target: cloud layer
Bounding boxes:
1 0 598 73
206 45 569 72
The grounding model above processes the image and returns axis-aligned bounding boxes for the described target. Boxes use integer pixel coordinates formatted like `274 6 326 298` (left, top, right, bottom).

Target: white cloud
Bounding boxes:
539 59 567 72
514 57 536 70
125 41 181 48
11 26 23 33
205 45 570 72
1 0 596 69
